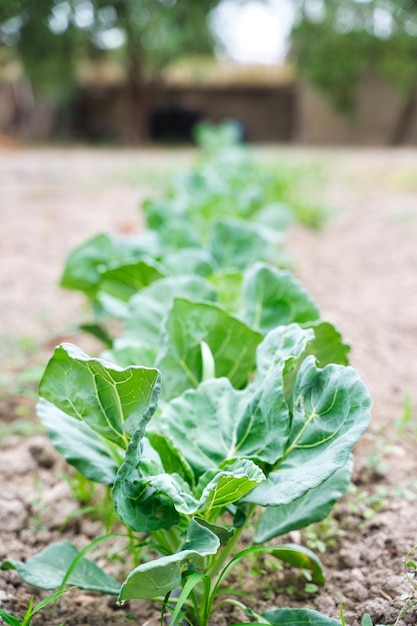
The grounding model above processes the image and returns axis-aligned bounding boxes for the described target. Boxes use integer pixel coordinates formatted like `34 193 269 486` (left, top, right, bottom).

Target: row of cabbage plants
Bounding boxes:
1 123 372 625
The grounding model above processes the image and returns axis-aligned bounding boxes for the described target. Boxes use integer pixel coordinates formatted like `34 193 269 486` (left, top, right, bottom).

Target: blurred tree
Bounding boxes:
0 0 222 139
290 0 417 143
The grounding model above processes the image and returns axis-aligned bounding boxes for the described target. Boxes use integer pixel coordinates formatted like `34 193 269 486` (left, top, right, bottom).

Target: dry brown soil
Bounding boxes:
1 146 417 626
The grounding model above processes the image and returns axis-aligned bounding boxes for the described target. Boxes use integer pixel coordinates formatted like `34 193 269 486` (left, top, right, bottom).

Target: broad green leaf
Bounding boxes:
262 607 341 625
122 275 217 348
95 293 131 320
254 456 354 542
255 324 314 379
0 542 120 595
147 431 195 487
209 270 243 313
102 341 158 369
193 518 234 546
264 544 325 585
113 428 180 532
159 367 290 477
118 518 220 601
157 220 201 251
138 471 198 516
253 201 294 234
39 343 161 450
254 323 349 407
162 248 214 278
304 320 350 367
114 435 263 522
142 196 188 231
244 357 372 506
196 459 265 518
37 398 120 485
157 298 262 399
98 259 165 302
60 232 160 297
142 461 264 517
209 218 279 270
79 322 113 348
241 263 320 332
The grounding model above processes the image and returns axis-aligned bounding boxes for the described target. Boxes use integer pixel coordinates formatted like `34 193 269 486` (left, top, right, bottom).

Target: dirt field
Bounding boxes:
1 146 417 625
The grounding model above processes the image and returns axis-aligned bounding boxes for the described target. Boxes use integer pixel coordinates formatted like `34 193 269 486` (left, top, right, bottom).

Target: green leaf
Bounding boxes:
304 320 350 367
244 357 372 506
209 270 243 314
60 232 160 298
0 542 120 595
147 431 195 487
209 218 279 270
78 322 113 348
0 609 21 626
192 518 234 546
143 196 187 232
196 459 265 518
102 342 158 369
98 258 165 302
162 248 214 277
253 201 294 233
114 435 264 524
118 518 220 601
37 398 119 485
113 429 180 532
39 343 161 450
168 571 206 626
266 544 325 585
241 263 320 332
157 298 262 399
122 275 217 349
255 324 314 379
159 366 289 477
254 457 354 542
262 607 341 625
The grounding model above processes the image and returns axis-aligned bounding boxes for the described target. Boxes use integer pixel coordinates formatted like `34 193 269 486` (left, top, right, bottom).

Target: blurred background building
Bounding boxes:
1 0 416 145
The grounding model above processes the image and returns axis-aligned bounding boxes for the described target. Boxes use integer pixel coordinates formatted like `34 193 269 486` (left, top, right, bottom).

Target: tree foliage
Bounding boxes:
0 0 220 98
291 0 417 114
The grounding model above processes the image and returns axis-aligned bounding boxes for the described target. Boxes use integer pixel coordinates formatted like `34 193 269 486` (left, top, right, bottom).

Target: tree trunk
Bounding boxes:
118 2 151 144
390 86 417 146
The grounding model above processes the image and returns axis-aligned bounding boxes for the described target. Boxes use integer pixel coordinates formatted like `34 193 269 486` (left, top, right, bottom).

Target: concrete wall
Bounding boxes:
69 83 296 144
296 70 417 146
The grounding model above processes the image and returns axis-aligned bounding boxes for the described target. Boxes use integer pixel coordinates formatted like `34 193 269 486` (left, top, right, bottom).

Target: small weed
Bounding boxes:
362 432 392 476
346 484 388 521
0 420 43 439
303 515 345 554
62 471 118 533
28 475 49 532
396 393 417 438
0 588 71 625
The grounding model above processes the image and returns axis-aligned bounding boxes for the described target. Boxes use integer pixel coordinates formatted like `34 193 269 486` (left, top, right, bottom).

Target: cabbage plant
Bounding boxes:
2 319 372 625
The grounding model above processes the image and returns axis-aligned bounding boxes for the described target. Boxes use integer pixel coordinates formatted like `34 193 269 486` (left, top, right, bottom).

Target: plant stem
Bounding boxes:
198 504 257 624
152 527 181 555
211 597 268 623
206 504 257 581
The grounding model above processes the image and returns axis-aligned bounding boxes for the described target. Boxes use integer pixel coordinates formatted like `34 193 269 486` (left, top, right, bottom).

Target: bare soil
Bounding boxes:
1 146 417 626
